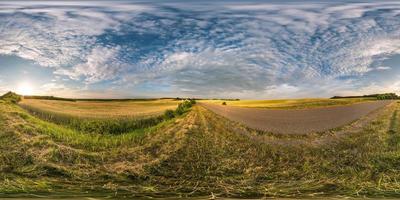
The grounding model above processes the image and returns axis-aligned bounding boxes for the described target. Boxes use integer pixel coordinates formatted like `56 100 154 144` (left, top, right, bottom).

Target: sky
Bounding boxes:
0 0 399 99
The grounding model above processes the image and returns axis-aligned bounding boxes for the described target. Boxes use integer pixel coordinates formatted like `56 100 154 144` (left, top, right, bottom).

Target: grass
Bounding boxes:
1 91 21 103
201 97 376 109
17 110 167 150
0 99 198 197
0 98 399 198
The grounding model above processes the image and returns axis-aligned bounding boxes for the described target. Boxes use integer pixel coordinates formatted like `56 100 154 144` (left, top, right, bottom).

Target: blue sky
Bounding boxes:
0 1 399 99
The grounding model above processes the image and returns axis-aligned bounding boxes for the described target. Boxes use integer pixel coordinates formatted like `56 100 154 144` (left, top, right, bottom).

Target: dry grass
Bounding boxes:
1 99 399 198
19 99 180 118
201 98 375 109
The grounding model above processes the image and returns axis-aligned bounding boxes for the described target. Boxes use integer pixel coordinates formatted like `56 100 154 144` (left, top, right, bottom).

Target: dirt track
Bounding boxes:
200 101 392 134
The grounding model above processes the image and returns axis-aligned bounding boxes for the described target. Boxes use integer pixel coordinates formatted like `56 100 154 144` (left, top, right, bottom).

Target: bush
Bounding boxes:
164 109 175 120
222 102 227 105
175 99 196 115
175 103 185 115
1 91 21 103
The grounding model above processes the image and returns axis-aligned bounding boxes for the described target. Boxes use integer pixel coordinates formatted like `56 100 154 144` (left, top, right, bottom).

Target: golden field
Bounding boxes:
19 98 180 118
201 98 375 109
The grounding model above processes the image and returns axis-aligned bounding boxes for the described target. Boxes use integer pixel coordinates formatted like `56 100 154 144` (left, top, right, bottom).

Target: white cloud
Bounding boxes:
0 2 151 68
40 82 66 90
351 81 400 96
56 46 125 83
375 66 392 71
38 82 129 98
123 1 400 97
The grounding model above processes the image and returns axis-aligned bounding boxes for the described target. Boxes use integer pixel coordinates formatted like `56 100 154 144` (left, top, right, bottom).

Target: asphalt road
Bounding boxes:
200 101 392 134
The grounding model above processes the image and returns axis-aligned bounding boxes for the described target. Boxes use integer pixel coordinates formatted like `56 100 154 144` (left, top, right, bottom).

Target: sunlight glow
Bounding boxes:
17 82 34 96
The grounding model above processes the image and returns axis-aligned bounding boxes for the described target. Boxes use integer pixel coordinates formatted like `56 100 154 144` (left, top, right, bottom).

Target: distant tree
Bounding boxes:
222 102 227 105
377 93 398 100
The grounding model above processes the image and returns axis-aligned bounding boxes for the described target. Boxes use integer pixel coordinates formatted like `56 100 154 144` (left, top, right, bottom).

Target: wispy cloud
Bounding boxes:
375 66 392 71
0 2 150 67
55 46 125 83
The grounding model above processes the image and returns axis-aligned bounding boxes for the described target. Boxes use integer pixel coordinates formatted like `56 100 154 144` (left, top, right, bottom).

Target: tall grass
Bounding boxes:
23 112 166 150
19 99 196 135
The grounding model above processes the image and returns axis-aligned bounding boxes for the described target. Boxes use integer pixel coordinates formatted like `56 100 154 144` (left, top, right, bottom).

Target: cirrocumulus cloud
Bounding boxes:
0 1 400 98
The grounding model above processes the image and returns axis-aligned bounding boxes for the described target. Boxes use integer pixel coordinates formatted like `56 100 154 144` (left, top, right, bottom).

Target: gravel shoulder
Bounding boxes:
200 100 393 134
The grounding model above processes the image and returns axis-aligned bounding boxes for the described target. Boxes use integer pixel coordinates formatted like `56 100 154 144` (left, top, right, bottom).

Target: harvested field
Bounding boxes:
201 98 375 109
200 100 393 134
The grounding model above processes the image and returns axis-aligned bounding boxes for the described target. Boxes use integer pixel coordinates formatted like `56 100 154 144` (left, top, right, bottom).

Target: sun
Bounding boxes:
17 82 34 96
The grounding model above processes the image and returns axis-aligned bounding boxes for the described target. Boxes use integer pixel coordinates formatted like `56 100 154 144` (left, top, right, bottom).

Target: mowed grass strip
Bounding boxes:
202 98 375 109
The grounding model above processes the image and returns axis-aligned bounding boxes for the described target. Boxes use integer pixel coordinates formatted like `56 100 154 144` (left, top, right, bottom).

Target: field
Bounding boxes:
201 98 375 109
17 98 183 135
19 98 180 118
0 94 400 198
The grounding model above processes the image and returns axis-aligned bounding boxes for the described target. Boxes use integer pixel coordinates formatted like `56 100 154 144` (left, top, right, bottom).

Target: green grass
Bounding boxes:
0 99 399 198
17 111 167 150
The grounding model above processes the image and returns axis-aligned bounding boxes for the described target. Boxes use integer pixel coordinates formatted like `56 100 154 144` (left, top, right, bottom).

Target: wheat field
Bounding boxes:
19 98 180 118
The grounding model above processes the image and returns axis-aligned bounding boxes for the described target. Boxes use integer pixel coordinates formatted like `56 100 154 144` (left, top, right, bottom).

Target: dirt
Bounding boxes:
200 101 393 134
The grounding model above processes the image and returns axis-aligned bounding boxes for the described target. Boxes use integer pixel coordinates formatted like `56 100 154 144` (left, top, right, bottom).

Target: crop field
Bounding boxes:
19 98 180 118
17 98 189 135
1 92 400 199
201 98 375 109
